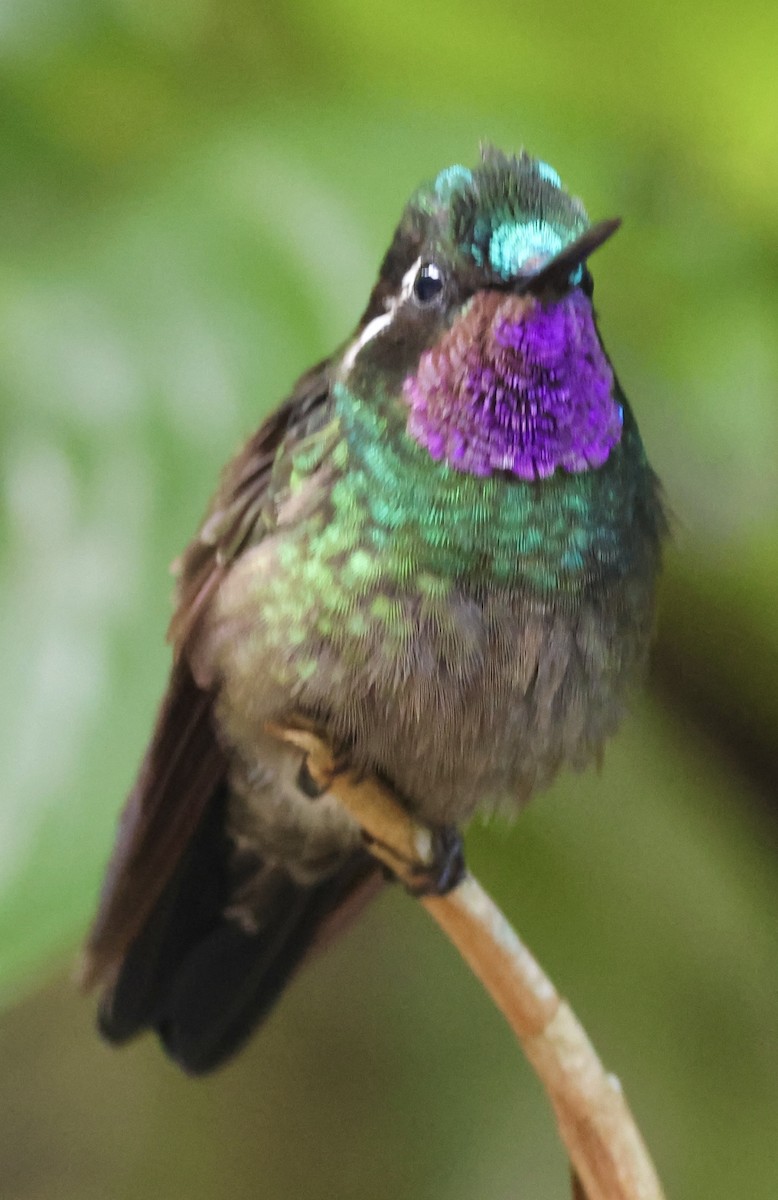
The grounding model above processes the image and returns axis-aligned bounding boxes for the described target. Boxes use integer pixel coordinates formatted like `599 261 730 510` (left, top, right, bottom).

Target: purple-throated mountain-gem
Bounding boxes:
83 147 666 1073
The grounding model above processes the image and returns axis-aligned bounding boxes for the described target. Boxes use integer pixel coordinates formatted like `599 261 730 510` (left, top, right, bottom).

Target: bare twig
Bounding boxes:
269 722 667 1200
572 1168 590 1200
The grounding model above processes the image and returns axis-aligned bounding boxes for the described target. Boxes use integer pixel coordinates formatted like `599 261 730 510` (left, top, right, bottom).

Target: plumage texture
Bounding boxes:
83 146 667 1072
404 290 622 478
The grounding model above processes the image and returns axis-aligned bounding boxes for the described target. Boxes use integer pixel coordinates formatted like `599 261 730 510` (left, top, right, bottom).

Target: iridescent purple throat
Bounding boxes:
403 291 622 480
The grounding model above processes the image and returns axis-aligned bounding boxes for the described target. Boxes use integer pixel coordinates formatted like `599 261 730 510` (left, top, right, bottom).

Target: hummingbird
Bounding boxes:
82 147 665 1074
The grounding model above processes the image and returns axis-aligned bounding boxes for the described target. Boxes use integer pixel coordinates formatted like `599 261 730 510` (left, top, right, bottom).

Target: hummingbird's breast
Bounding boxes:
204 384 663 827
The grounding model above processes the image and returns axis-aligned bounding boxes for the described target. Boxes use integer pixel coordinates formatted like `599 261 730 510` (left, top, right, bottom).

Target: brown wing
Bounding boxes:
170 359 335 655
81 360 335 990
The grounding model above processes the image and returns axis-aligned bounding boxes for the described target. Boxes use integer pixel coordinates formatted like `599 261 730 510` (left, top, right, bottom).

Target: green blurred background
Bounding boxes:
1 2 777 1197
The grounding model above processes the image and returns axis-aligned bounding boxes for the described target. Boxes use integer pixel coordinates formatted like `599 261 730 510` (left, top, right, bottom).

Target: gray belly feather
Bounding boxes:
199 540 655 898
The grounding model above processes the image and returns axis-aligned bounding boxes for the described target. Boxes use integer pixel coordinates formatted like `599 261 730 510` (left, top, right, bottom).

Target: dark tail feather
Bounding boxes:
154 857 381 1074
96 782 233 1047
82 662 227 991
98 794 383 1074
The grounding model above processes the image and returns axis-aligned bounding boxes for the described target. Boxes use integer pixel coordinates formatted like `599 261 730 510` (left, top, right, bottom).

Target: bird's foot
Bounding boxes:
295 747 351 798
296 757 329 798
269 720 466 896
364 823 465 896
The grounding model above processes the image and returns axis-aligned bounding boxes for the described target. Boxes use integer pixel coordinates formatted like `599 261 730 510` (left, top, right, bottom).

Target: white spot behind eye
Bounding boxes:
400 257 423 298
340 257 421 373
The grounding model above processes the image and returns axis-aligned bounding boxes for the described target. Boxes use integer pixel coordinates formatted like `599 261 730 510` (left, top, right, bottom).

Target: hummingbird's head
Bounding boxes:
340 147 624 481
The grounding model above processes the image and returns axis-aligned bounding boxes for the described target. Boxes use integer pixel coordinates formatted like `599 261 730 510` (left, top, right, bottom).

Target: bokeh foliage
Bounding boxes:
1 2 777 1198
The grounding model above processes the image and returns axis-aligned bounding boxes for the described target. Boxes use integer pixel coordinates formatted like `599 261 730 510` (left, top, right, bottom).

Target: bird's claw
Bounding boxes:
406 824 466 896
363 824 465 896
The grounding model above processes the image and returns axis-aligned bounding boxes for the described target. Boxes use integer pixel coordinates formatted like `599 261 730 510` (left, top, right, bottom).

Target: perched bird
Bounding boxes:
83 147 665 1074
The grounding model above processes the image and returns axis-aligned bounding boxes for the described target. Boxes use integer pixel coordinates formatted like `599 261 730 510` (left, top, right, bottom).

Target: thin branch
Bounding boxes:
269 722 667 1200
572 1168 590 1200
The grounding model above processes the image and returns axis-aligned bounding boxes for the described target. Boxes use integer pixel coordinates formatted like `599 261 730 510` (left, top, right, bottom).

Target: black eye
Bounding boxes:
580 267 595 298
414 262 444 304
